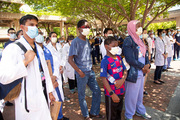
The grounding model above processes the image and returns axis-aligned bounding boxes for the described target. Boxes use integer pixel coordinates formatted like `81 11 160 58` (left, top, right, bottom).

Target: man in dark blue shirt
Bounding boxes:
4 28 16 48
173 28 180 60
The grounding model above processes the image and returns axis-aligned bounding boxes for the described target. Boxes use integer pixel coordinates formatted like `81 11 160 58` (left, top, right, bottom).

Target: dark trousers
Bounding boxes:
154 66 163 80
173 44 180 59
42 80 48 104
91 50 96 64
105 95 124 120
95 49 100 62
0 111 4 120
68 77 77 90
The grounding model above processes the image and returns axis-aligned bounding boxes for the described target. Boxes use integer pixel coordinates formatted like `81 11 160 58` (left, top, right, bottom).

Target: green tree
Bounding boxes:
22 0 180 34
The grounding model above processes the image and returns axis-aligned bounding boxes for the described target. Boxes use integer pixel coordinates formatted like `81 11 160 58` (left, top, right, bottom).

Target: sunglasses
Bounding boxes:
80 25 90 29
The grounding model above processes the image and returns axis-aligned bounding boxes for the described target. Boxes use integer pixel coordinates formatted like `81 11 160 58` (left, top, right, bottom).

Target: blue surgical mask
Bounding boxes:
60 40 64 43
168 32 171 35
139 34 143 39
162 33 166 37
26 26 38 39
35 34 44 43
10 33 16 39
178 29 180 32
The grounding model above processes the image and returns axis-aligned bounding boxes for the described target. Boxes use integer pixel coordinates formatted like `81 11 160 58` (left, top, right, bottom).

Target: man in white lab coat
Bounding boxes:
0 14 55 120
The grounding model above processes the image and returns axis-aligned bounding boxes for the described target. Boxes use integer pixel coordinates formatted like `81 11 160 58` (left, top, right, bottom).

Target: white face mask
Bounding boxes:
150 35 154 38
143 34 148 39
136 27 143 36
10 33 16 39
51 37 57 43
108 34 114 37
35 34 44 43
82 28 90 36
109 47 121 55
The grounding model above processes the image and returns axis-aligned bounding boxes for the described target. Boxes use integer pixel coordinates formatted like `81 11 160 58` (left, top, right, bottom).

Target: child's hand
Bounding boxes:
114 79 125 89
111 94 120 103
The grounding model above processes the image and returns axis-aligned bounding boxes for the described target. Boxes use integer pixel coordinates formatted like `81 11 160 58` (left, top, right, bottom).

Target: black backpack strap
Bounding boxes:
15 42 29 112
15 42 27 53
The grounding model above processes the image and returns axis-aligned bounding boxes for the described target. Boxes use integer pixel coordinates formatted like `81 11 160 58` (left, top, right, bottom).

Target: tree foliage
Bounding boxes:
0 1 21 13
22 0 180 34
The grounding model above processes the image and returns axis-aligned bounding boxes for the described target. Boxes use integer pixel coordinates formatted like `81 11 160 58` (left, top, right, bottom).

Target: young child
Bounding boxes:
100 36 127 120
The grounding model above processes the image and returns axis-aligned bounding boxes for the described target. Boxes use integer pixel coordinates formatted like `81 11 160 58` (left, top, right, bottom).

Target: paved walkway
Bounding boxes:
2 60 180 120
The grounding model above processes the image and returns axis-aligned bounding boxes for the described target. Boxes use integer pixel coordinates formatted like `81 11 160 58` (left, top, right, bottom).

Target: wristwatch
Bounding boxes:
109 91 114 96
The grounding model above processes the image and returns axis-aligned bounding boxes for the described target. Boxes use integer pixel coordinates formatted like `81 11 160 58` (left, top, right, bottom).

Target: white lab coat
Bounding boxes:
46 42 64 101
155 37 168 66
100 38 106 58
147 37 153 54
164 35 173 57
62 43 75 80
0 37 53 120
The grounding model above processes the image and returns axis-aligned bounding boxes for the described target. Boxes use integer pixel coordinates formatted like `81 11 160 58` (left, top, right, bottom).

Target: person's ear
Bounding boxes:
105 44 110 50
20 25 25 31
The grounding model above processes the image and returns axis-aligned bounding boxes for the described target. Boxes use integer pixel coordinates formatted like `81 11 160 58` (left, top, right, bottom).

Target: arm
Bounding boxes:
114 69 127 89
101 77 120 103
0 45 35 84
68 55 85 78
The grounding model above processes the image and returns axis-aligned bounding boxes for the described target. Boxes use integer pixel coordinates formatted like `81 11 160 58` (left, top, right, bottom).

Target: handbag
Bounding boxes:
0 42 27 102
50 101 62 120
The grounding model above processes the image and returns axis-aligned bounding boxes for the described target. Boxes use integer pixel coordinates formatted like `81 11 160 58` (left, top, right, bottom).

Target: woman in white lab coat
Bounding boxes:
154 29 168 84
0 15 54 120
62 35 77 93
165 29 175 69
46 32 66 120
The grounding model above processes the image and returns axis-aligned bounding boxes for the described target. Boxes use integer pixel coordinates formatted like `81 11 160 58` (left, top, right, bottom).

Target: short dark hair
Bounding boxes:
67 35 74 41
77 19 87 28
104 28 113 35
46 37 50 42
49 32 57 38
104 36 117 45
143 28 147 32
7 28 15 33
16 30 22 36
157 29 164 36
19 14 38 25
165 28 170 35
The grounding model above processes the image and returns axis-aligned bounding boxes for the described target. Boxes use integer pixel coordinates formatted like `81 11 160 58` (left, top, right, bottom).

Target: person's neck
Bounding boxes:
52 42 56 48
37 43 43 48
9 38 15 41
159 36 163 40
24 34 35 48
106 52 116 59
79 34 86 41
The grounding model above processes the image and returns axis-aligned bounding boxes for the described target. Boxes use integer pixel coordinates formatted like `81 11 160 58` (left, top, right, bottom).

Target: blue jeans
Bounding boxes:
76 70 101 117
167 57 171 68
55 87 63 119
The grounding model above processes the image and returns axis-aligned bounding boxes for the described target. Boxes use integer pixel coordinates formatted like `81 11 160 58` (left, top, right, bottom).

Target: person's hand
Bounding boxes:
59 66 63 74
23 50 36 66
162 54 168 59
142 64 150 74
53 81 59 88
78 70 85 78
111 94 120 103
49 92 55 103
114 79 125 89
51 75 57 83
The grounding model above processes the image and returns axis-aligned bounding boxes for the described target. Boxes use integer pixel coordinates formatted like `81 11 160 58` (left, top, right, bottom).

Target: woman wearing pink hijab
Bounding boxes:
123 20 151 120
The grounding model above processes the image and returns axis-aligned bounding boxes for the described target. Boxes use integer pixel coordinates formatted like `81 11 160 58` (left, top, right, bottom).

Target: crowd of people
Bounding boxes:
0 14 180 120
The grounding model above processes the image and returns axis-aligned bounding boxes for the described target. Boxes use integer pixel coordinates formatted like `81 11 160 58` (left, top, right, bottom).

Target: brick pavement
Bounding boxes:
2 60 180 120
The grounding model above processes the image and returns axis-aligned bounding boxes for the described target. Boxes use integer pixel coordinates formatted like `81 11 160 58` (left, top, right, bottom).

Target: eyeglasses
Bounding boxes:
80 25 90 29
38 32 43 35
9 32 16 34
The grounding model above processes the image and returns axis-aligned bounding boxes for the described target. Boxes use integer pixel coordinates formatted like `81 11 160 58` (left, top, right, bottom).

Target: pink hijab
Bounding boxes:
127 20 146 57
